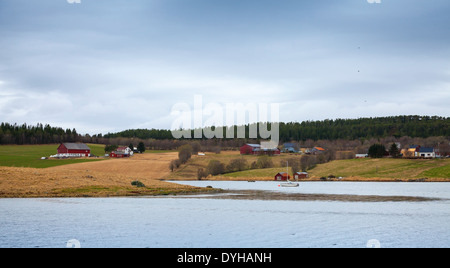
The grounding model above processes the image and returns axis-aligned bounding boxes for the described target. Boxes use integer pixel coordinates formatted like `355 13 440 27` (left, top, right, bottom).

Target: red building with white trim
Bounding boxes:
57 143 91 157
274 172 290 181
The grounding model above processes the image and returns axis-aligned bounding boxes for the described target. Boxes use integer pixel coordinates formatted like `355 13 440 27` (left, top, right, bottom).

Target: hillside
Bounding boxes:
214 158 450 182
309 158 450 181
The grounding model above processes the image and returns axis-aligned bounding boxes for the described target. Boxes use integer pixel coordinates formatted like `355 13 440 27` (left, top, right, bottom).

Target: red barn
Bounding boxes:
57 143 91 157
274 172 290 181
240 144 260 155
240 144 281 155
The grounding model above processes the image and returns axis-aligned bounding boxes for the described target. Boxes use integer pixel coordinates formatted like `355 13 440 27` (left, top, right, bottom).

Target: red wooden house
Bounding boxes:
57 143 91 157
274 172 290 181
110 146 132 158
294 172 308 180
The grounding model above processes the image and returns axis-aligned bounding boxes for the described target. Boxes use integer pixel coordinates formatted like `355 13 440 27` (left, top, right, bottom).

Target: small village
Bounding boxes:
44 141 449 185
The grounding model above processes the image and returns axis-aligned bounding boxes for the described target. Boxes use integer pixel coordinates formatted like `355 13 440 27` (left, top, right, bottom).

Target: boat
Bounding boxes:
280 181 299 187
279 161 299 187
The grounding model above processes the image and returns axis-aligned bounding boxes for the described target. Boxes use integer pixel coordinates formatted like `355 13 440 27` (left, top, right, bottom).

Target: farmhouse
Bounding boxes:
417 147 436 158
312 147 326 154
282 143 299 153
303 147 326 155
56 143 91 157
274 172 290 181
110 146 133 158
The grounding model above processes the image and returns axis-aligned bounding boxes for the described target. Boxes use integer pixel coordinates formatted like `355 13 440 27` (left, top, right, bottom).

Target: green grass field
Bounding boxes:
0 144 106 169
221 157 450 180
309 158 450 179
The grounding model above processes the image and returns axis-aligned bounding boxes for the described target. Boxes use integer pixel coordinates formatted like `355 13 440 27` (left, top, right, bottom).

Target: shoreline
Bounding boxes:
174 176 450 183
1 178 449 199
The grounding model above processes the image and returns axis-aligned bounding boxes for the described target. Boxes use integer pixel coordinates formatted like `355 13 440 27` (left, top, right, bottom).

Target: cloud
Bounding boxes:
0 0 449 134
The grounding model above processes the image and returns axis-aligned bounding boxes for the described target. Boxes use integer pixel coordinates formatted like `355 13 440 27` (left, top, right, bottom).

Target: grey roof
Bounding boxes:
419 147 434 153
63 143 91 150
246 144 261 148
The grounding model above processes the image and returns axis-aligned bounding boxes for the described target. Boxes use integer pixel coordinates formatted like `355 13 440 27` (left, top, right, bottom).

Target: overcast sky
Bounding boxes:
0 0 449 134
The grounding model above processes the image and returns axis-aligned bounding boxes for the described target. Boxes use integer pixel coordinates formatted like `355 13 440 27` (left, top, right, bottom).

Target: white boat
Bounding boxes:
280 181 299 187
279 161 299 187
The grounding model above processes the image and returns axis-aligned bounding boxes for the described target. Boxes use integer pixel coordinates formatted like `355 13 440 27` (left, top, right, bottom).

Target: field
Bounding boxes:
309 158 450 180
0 145 213 198
217 157 450 181
0 144 106 168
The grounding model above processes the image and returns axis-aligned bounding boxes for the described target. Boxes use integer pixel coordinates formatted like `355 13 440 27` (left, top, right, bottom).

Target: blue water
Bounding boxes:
1 182 449 248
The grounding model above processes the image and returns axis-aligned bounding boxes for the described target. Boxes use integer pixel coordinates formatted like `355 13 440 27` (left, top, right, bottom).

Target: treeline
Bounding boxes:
0 123 80 145
280 115 450 141
104 128 173 140
1 115 449 146
105 115 450 141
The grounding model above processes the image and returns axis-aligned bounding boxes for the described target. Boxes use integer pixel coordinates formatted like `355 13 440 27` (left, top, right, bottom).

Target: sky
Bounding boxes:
0 0 449 135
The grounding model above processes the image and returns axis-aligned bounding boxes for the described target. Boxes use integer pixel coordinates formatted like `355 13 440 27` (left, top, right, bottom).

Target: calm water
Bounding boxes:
1 181 449 248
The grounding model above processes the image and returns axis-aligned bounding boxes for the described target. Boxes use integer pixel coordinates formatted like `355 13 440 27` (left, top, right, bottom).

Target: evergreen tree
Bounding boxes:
137 142 146 153
389 143 400 158
368 144 386 158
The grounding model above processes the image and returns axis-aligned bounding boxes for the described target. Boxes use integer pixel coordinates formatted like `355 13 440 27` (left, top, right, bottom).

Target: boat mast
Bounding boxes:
286 160 289 182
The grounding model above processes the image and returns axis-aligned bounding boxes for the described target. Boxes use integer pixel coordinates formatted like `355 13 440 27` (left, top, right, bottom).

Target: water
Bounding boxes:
1 182 449 248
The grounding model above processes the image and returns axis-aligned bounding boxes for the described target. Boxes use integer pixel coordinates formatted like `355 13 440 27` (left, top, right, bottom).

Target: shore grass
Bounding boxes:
47 185 221 198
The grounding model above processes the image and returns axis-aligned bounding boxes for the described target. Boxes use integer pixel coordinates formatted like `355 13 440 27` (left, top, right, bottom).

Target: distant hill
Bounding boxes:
105 115 450 141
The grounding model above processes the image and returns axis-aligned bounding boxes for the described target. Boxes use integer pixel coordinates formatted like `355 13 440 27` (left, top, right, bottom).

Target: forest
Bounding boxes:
104 115 450 141
0 123 79 145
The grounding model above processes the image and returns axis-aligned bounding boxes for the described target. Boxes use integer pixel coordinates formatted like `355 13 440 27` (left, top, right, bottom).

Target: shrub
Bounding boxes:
104 144 118 153
281 158 301 174
300 155 317 172
169 159 181 172
178 144 193 164
131 180 146 188
206 160 225 176
256 156 274 169
226 158 248 172
197 168 207 180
